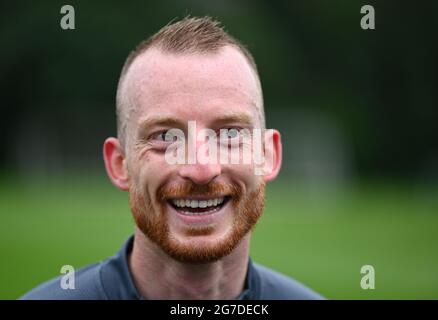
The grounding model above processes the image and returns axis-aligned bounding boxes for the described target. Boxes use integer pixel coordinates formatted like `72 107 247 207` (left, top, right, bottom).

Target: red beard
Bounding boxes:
129 180 265 264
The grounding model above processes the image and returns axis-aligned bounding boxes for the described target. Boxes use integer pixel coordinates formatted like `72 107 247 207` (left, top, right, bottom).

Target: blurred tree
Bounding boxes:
0 0 437 181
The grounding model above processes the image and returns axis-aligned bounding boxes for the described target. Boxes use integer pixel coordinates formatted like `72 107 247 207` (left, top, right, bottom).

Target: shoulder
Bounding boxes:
254 263 324 300
20 263 108 300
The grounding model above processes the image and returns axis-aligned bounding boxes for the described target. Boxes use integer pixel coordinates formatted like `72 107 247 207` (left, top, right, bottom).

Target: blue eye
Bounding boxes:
226 128 240 139
152 131 176 142
221 128 241 139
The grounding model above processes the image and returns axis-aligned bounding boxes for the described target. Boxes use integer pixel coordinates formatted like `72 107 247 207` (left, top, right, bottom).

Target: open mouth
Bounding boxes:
168 196 231 216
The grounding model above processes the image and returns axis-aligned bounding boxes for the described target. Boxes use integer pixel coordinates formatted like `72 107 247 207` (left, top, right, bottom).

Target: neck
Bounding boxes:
128 228 250 300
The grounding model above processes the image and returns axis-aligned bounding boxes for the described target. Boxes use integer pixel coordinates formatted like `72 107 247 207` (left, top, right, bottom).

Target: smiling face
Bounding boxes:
105 45 281 263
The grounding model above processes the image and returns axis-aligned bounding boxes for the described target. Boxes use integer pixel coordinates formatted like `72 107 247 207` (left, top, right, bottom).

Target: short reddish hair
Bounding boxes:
116 16 263 146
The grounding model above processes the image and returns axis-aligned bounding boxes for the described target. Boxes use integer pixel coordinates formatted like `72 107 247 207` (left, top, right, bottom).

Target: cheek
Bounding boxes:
225 164 262 189
127 149 153 189
135 152 175 190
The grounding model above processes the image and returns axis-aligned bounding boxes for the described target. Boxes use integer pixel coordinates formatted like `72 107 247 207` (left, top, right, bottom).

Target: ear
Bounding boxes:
261 129 282 182
103 137 129 191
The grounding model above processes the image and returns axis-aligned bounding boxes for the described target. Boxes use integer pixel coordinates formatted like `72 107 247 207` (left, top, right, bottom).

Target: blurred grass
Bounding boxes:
1 173 437 299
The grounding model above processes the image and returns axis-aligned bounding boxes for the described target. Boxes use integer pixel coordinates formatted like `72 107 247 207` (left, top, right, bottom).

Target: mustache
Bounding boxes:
157 181 242 201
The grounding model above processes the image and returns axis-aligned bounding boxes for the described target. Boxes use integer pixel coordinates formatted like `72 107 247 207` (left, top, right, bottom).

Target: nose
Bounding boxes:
177 124 223 184
178 162 221 185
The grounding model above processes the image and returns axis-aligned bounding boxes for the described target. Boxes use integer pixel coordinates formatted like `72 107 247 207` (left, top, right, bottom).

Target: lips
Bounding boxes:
168 196 231 216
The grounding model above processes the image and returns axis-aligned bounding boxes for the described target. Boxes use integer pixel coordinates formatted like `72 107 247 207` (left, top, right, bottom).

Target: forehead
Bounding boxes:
121 46 262 127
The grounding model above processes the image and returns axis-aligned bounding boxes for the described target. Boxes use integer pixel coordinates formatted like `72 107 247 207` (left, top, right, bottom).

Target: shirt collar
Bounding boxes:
100 235 260 300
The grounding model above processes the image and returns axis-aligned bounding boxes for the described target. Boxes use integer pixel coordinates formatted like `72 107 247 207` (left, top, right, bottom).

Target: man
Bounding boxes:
21 16 323 300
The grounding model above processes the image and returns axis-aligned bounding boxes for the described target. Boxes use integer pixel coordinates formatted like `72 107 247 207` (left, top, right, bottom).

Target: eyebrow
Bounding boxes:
138 116 184 130
210 112 255 128
138 111 255 131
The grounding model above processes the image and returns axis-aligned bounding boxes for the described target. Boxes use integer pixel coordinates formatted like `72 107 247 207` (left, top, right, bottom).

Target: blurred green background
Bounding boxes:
1 0 437 299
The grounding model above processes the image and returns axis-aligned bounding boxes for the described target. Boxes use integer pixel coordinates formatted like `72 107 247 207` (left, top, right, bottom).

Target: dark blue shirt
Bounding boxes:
20 236 323 300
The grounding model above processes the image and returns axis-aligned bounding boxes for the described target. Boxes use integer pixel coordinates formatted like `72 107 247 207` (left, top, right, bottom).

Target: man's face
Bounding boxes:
121 46 267 263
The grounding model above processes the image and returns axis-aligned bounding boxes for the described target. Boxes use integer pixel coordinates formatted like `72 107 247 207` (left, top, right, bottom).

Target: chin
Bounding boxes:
164 227 247 264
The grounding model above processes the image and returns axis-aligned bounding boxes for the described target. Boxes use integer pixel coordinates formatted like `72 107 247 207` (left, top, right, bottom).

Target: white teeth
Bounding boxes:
179 208 219 216
171 197 225 209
